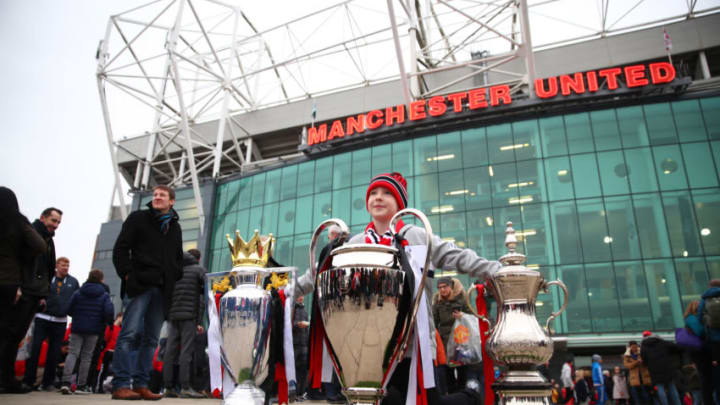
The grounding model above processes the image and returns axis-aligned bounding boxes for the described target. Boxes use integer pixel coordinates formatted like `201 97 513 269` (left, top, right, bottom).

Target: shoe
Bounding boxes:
112 387 142 400
36 384 55 392
60 385 71 395
179 387 206 398
133 387 162 401
163 387 179 398
5 382 33 394
75 385 92 395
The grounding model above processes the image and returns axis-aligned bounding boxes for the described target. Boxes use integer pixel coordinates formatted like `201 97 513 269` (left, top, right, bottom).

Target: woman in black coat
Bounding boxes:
0 186 46 392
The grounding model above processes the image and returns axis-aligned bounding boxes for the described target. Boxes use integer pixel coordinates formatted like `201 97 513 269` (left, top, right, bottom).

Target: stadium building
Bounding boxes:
92 0 720 367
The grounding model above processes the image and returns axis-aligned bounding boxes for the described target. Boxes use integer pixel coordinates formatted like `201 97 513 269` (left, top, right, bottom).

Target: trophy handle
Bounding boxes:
542 280 569 333
389 208 433 358
309 218 350 279
466 284 492 336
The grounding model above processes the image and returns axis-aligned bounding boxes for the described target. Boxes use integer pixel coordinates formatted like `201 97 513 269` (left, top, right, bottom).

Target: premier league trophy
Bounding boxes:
470 222 569 405
310 208 433 405
218 230 296 405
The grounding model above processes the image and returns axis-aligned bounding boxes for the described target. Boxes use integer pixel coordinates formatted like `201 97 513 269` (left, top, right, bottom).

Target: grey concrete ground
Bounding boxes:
0 390 333 405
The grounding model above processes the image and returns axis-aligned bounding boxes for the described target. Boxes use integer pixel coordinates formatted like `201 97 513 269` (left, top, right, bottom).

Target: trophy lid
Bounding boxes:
330 243 399 269
498 221 527 267
226 229 275 268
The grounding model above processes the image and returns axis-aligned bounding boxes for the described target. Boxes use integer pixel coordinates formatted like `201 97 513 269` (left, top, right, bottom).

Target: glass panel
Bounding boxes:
519 203 554 265
438 169 466 213
549 201 583 264
274 237 294 267
713 142 720 180
250 172 266 206
591 109 622 151
212 216 226 249
662 191 703 257
576 198 612 262
278 199 296 236
415 173 440 215
486 123 515 163
292 234 311 275
314 157 333 193
597 150 630 195
512 120 540 161
464 166 493 210
392 140 414 177
461 127 488 167
261 202 278 233
624 148 658 193
538 116 568 157
544 157 574 201
644 259 684 330
414 136 438 174
352 148 371 186
236 177 252 208
556 265 592 333
570 153 602 198
247 206 263 234
565 112 595 154
604 196 641 260
235 209 249 238
332 188 351 224
632 193 671 259
466 209 496 259
585 263 622 332
614 261 654 331
708 256 720 280
674 258 708 308
215 183 228 215
437 131 463 172
515 159 546 203
682 142 719 188
617 106 649 148
372 144 393 175
644 103 678 145
297 161 315 196
653 145 688 191
350 185 368 226
265 169 281 203
333 153 352 190
672 99 707 142
294 196 313 234
280 165 298 200
693 188 720 255
440 212 467 248
313 192 332 229
491 162 519 208
700 97 720 140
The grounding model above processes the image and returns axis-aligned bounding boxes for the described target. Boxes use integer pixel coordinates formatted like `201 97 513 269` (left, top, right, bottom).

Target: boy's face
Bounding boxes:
368 186 399 222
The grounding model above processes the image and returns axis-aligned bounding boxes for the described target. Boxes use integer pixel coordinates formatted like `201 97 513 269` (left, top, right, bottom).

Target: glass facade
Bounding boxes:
208 96 720 336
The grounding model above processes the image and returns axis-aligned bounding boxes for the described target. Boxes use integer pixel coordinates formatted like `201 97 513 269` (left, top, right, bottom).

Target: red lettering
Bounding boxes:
468 88 488 109
586 71 599 92
446 92 467 112
385 104 405 126
535 77 558 99
490 85 511 106
366 110 384 130
649 62 675 84
625 65 648 88
599 68 622 90
409 100 427 121
560 73 586 96
328 120 345 140
307 124 327 145
428 96 447 116
346 114 365 136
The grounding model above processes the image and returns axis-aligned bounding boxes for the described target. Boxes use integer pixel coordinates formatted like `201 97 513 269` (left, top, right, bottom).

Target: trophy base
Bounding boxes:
493 371 552 405
222 383 265 405
343 387 385 405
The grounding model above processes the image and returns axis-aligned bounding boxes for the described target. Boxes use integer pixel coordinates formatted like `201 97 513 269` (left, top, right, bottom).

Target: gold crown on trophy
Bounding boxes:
226 229 275 267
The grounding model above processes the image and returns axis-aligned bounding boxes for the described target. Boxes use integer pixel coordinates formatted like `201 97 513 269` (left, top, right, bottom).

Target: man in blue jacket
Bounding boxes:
591 354 606 405
697 279 720 403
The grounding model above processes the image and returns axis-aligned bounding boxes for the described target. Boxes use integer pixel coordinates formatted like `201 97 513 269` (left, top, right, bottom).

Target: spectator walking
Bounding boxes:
0 187 46 394
641 332 682 405
59 269 113 395
575 370 590 405
111 185 183 401
591 355 606 405
162 249 206 399
612 366 629 405
561 357 574 404
24 253 79 391
623 341 652 405
697 279 720 403
292 294 309 401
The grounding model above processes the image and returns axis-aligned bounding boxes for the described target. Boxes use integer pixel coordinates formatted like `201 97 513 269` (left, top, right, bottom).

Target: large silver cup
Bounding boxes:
218 231 296 405
310 208 433 405
469 222 568 405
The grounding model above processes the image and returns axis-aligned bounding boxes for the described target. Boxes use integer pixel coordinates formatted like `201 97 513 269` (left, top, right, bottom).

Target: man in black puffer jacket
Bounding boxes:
641 333 683 405
162 249 206 399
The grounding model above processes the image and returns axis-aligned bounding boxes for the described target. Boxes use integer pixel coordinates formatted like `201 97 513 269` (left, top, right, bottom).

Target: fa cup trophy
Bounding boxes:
218 230 296 405
470 222 568 405
310 208 433 405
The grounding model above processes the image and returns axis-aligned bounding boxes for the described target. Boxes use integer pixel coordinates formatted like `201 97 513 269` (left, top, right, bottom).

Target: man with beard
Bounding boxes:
111 185 183 401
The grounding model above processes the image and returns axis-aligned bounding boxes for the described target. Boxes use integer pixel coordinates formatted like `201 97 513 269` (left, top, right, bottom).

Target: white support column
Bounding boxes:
699 51 711 79
407 0 420 97
386 0 413 107
518 0 537 97
141 61 173 188
97 19 128 220
212 9 240 178
168 0 205 234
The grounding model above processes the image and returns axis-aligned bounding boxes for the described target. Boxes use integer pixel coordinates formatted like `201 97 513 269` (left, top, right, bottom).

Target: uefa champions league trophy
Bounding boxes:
310 208 433 405
468 222 569 405
218 230 296 405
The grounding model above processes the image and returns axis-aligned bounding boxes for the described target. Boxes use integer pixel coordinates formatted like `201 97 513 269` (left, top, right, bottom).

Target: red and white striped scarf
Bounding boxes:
364 219 407 246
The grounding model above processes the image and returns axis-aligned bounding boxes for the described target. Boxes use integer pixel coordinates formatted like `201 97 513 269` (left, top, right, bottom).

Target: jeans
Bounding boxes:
23 317 67 387
654 382 681 405
111 287 165 390
629 385 651 405
62 333 99 386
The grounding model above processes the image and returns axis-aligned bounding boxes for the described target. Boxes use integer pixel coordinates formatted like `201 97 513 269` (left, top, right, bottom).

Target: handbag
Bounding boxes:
675 327 702 351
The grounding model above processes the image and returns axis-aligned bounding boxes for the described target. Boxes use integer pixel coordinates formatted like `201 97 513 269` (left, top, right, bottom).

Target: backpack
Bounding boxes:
703 296 720 329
